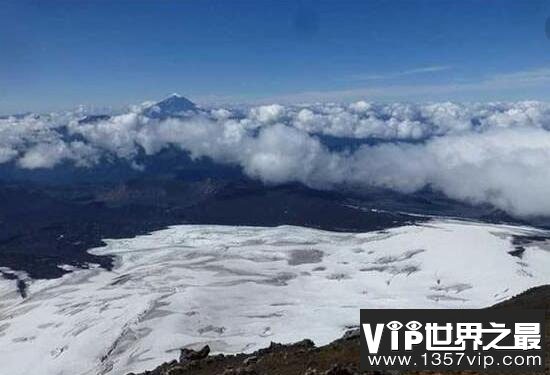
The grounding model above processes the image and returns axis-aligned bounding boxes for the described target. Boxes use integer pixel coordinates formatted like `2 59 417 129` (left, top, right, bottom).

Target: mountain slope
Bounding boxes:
142 93 198 119
0 220 549 375
129 285 550 375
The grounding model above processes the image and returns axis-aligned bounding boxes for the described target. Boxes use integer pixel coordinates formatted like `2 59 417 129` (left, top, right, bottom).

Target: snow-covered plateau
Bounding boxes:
0 219 549 375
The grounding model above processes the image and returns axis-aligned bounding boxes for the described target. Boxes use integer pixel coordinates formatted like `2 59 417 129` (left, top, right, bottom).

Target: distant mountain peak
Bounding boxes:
78 114 111 124
143 94 197 119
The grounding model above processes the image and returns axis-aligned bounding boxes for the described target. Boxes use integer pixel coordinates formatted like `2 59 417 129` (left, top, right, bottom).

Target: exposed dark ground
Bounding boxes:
0 178 421 283
2 146 550 297
129 285 550 375
2 169 549 297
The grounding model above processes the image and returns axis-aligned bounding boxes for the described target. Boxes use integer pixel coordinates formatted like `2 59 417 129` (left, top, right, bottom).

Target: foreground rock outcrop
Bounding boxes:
129 285 550 375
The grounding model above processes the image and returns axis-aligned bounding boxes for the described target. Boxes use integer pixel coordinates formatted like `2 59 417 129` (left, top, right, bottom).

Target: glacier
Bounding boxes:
0 219 549 375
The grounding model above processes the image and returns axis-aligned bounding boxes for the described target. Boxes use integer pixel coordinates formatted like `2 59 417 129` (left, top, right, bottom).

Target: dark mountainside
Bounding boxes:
143 93 198 119
0 178 423 293
2 172 548 297
129 285 550 375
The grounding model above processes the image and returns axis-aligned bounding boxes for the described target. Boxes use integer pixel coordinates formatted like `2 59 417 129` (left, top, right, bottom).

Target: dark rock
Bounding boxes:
340 328 360 340
295 338 315 348
323 364 357 375
508 246 526 258
304 368 319 375
243 355 258 365
222 366 257 375
179 345 210 363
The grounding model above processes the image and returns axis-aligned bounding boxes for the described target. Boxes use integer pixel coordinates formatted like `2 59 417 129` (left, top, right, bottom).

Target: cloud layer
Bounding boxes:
3 100 550 217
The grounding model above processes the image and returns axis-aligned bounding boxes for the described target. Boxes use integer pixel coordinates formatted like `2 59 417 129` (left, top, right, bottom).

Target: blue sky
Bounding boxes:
2 0 550 113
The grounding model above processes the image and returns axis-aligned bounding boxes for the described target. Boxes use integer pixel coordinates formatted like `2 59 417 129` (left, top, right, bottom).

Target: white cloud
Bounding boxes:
240 124 343 186
350 65 453 80
347 128 550 217
18 142 72 169
17 141 99 169
0 146 18 164
248 104 287 124
4 100 550 217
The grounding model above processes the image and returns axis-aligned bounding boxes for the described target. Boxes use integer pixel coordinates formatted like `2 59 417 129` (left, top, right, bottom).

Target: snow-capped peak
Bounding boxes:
142 93 197 119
